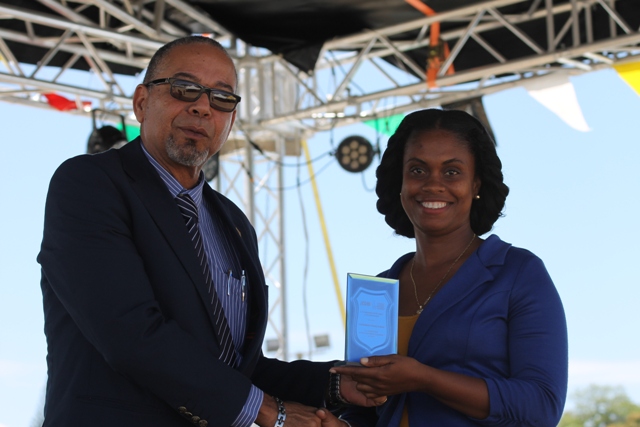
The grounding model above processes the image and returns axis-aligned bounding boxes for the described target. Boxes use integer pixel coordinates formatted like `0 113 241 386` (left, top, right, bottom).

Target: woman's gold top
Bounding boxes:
398 314 419 427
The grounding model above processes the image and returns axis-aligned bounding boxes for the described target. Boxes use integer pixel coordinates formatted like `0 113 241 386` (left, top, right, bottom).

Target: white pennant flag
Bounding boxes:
525 73 590 132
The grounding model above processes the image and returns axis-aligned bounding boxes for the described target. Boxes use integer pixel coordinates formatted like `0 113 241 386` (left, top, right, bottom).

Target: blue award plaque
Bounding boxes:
344 273 399 364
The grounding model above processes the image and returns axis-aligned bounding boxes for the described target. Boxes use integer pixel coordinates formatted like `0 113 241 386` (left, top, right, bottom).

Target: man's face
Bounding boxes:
133 43 237 183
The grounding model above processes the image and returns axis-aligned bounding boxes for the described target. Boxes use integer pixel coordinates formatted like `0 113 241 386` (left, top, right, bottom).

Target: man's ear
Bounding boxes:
220 109 237 144
132 84 148 124
226 109 237 138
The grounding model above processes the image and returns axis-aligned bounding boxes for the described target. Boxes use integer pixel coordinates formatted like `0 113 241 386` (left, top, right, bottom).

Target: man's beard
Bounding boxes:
166 135 209 167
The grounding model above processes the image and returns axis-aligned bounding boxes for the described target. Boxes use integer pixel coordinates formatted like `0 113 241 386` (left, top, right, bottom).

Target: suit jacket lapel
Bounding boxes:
201 184 268 372
409 235 510 354
118 139 227 342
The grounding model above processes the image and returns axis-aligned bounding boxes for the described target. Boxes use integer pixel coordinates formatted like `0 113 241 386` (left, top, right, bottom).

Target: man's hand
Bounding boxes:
256 394 322 427
316 408 348 427
282 401 325 427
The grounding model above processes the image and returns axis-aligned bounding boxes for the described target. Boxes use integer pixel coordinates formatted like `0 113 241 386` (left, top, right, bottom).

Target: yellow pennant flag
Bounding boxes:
0 52 9 69
614 62 640 96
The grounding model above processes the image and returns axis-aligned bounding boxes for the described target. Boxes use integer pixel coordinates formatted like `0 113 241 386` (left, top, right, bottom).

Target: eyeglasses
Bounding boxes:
145 78 241 113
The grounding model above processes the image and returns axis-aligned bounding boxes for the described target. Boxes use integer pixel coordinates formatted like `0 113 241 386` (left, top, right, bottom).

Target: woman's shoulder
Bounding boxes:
480 235 557 298
479 234 545 267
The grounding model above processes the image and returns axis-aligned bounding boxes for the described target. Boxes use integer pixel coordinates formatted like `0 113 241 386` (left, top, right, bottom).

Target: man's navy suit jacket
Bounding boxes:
38 139 331 427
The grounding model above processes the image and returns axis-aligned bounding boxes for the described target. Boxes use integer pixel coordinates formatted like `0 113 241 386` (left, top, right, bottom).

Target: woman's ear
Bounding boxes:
473 177 481 198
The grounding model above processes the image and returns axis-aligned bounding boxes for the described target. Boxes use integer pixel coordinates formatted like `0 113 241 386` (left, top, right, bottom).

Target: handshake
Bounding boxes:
257 360 391 427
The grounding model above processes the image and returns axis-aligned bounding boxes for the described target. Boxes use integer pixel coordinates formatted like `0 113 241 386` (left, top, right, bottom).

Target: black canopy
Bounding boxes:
2 0 639 77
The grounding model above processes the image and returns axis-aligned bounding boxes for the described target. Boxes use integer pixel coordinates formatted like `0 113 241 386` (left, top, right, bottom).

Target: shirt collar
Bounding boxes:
140 141 205 209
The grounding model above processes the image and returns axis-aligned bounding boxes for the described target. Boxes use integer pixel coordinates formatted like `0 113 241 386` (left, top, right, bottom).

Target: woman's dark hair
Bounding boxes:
375 108 509 237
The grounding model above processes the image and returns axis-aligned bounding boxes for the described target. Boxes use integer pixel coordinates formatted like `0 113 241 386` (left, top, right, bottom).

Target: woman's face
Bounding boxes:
400 128 480 239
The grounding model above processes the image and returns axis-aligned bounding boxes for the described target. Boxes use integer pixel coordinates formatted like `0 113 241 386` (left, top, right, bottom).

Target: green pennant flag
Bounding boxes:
116 123 141 141
363 114 405 136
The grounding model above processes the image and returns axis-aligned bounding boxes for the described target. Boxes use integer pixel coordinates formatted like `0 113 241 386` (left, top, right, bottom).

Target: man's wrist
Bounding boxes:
255 394 287 427
273 396 286 427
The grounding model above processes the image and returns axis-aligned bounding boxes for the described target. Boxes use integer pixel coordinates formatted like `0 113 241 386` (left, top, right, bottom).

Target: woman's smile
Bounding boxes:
420 200 448 210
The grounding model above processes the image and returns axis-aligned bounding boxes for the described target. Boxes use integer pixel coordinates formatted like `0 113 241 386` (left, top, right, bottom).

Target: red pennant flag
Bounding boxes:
43 93 92 111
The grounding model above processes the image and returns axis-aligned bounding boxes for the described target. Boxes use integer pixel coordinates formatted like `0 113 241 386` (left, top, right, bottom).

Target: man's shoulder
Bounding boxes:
54 141 140 178
54 150 116 178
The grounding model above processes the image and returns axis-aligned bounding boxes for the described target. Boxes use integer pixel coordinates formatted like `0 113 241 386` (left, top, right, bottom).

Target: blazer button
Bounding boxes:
184 411 193 417
178 406 187 414
191 415 201 423
198 420 208 427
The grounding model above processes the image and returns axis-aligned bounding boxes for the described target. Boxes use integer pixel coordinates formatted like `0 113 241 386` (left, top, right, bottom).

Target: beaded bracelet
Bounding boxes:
273 396 286 427
327 372 350 408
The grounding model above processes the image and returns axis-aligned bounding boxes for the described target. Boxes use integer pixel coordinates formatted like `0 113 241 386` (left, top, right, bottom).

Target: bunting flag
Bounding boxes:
524 73 590 132
43 93 92 111
363 114 404 136
116 123 140 141
0 52 9 70
614 61 640 96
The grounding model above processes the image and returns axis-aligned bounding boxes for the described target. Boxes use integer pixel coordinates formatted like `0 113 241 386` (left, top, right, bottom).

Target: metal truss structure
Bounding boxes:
1 0 638 358
0 0 638 132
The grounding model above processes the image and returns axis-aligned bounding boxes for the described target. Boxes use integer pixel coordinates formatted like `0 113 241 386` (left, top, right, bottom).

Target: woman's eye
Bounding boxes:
445 169 460 176
410 167 424 174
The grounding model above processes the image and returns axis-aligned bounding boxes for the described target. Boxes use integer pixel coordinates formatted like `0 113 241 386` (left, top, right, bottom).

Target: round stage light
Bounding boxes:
336 135 374 173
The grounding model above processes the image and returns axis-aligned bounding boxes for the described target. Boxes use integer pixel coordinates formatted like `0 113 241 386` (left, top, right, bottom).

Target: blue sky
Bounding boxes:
1 67 639 427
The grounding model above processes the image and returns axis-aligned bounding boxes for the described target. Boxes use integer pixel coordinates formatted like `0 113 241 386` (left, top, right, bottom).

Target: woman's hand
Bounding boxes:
334 355 490 419
339 372 388 406
332 355 425 397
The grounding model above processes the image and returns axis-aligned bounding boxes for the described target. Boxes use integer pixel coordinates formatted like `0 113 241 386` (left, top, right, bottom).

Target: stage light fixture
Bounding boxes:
87 125 128 154
202 153 219 182
265 338 280 353
313 334 330 349
336 135 375 173
87 109 128 154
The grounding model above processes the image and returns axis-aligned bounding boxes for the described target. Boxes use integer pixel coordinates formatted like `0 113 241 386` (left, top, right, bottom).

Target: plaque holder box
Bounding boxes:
341 273 399 365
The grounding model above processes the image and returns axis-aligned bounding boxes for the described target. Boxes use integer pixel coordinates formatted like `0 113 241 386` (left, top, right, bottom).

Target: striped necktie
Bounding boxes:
175 193 238 367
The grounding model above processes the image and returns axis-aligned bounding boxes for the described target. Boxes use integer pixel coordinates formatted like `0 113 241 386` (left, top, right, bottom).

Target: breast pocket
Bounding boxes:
210 266 247 349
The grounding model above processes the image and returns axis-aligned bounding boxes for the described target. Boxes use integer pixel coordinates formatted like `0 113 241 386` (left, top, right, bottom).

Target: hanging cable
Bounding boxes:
296 160 314 359
360 170 376 192
302 139 346 327
225 153 336 193
271 157 336 192
403 0 455 88
235 122 333 167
